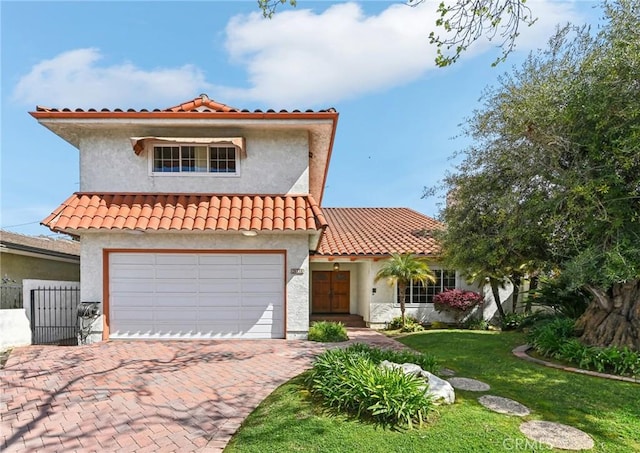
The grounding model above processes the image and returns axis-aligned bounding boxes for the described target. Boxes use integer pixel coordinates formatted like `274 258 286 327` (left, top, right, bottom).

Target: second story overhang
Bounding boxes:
30 95 339 204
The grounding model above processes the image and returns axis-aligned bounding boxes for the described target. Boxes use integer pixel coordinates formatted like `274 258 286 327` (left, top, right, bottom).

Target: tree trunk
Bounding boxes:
490 278 506 321
575 279 640 351
399 283 407 328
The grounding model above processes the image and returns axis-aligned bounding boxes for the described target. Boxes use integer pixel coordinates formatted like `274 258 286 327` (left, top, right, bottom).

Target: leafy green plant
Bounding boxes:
464 317 490 330
305 346 435 428
387 315 423 332
527 317 576 357
528 275 590 319
308 321 348 342
500 312 527 331
346 343 438 374
528 318 640 377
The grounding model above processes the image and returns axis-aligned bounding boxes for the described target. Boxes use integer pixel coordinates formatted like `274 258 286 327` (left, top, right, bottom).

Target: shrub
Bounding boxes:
430 321 449 329
527 317 576 357
306 346 435 428
464 318 490 330
346 343 439 374
558 339 640 377
387 315 423 332
433 290 483 323
500 312 528 331
308 321 348 342
529 275 590 319
527 317 640 378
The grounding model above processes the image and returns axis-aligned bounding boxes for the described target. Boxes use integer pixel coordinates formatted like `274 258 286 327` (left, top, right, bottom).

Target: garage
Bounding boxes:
107 251 285 339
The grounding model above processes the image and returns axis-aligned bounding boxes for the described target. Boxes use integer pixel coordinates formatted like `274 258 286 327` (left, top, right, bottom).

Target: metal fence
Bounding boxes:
30 286 80 345
0 284 23 309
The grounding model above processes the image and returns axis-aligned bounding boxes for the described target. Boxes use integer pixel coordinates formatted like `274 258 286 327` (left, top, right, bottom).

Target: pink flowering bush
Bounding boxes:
433 289 484 316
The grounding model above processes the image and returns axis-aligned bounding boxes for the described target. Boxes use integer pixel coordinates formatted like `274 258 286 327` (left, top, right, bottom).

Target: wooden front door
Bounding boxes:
312 271 350 313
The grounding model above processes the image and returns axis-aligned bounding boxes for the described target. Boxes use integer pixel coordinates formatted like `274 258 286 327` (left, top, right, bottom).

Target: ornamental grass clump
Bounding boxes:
305 346 435 428
433 289 484 325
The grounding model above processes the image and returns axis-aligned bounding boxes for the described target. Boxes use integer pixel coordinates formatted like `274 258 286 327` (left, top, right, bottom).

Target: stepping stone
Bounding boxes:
478 395 530 416
438 368 456 377
520 420 594 451
447 377 490 391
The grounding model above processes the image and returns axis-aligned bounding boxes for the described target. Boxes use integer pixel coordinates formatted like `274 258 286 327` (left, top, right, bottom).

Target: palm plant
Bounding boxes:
374 253 436 328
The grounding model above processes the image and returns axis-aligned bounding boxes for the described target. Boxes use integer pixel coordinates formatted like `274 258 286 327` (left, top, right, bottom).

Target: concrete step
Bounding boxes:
310 314 366 328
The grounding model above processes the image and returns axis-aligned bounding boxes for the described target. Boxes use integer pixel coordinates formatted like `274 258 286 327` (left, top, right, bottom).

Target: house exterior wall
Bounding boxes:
0 253 80 284
80 232 311 341
313 259 514 327
78 128 309 195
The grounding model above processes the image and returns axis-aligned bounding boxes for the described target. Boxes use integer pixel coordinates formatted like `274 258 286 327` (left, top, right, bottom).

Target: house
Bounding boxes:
0 230 80 288
35 95 511 341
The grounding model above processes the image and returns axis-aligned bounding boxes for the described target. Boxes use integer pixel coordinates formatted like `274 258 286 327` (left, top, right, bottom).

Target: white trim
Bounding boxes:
146 141 242 178
394 269 459 306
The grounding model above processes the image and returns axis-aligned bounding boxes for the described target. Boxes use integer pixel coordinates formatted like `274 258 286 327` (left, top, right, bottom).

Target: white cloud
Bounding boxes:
218 0 586 108
13 48 211 109
12 2 587 110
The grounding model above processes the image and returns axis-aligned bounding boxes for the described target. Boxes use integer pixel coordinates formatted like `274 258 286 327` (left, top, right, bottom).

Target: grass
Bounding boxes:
225 330 640 452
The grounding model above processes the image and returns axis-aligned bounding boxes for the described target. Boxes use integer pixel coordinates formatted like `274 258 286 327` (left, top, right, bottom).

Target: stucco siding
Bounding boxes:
0 253 80 284
362 260 513 327
79 128 309 195
80 232 311 340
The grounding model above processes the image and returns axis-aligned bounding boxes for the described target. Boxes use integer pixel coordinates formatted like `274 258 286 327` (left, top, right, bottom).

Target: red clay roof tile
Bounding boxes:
316 208 443 257
42 193 328 234
33 94 337 116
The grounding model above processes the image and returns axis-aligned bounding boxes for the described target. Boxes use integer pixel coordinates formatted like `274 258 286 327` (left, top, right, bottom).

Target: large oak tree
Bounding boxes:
438 0 640 350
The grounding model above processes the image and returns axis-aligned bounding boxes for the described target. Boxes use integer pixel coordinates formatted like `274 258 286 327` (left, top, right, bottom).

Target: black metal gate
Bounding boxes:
30 287 80 345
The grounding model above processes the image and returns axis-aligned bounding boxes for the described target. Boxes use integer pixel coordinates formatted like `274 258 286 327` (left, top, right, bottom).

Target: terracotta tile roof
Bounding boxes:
315 208 443 257
0 230 80 257
33 94 337 115
42 193 327 234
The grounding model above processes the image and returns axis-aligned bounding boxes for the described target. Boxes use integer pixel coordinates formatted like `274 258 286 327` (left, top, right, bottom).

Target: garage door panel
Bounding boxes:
242 265 282 279
110 310 154 321
110 265 155 279
110 254 156 265
199 265 241 279
155 254 198 265
155 309 198 321
242 280 282 293
199 255 241 265
155 266 198 279
109 252 285 339
242 254 282 265
199 281 241 293
155 281 199 293
198 309 240 321
111 279 155 293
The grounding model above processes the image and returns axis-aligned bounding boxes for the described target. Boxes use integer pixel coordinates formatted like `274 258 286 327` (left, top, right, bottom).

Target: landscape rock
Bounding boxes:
379 360 455 404
478 395 530 416
447 377 491 391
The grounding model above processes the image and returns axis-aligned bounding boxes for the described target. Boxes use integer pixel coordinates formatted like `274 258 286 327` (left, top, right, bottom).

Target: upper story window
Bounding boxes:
152 145 238 174
397 269 456 304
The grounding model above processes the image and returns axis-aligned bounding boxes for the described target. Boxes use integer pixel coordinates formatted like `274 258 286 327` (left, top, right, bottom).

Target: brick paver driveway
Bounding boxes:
1 329 405 452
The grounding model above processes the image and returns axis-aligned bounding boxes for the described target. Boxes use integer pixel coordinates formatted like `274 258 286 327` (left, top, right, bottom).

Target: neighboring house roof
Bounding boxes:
0 230 80 261
42 193 327 234
315 208 444 257
30 94 339 205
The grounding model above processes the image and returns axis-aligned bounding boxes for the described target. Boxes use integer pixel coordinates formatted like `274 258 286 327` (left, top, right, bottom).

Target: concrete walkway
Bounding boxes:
0 328 404 452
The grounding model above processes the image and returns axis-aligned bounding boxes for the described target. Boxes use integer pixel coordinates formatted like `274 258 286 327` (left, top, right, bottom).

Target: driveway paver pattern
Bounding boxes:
1 328 405 452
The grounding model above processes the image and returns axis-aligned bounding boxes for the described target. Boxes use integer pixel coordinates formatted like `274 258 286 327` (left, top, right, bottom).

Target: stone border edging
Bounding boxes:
513 344 640 384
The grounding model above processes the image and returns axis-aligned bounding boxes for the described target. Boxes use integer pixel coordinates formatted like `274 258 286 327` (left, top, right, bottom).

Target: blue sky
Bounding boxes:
1 0 603 236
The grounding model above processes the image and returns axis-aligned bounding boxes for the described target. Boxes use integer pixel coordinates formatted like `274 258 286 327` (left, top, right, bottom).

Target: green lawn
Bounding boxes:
225 331 640 452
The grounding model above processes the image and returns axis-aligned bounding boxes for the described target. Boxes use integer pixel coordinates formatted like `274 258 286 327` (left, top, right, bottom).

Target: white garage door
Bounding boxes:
108 252 285 339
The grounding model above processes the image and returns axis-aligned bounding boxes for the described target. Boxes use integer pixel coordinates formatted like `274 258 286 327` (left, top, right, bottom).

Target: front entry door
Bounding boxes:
312 271 350 313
